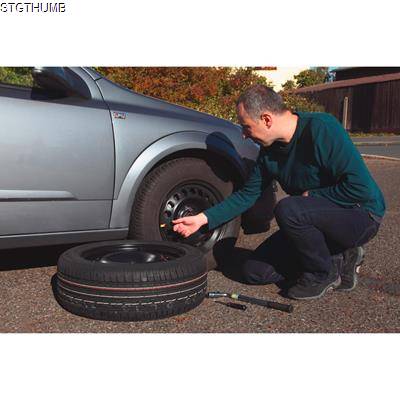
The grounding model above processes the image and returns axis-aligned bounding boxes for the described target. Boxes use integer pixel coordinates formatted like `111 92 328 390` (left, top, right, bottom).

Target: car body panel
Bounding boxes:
0 75 115 235
82 67 103 81
95 77 258 199
0 200 112 235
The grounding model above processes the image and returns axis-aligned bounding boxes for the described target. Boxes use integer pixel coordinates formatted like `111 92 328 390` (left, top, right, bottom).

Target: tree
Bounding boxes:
294 67 328 88
279 68 326 113
281 79 297 91
281 67 329 90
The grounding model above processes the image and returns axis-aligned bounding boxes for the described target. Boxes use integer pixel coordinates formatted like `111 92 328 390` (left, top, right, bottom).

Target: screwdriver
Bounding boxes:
215 301 247 311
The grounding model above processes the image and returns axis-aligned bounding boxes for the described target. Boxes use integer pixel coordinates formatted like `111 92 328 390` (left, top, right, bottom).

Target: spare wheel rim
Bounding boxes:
159 180 225 249
81 243 185 265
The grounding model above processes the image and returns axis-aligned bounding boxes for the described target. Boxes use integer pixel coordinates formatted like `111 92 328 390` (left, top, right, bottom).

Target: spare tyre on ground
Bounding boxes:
54 240 207 321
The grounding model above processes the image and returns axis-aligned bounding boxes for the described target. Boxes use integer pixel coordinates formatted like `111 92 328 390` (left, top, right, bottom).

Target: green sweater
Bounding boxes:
204 112 386 230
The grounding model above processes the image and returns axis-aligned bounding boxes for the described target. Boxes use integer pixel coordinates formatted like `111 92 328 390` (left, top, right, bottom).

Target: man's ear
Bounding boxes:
260 112 272 128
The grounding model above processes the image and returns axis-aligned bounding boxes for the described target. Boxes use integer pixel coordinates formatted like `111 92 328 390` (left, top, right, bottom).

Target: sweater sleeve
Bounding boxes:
204 154 272 230
308 116 376 206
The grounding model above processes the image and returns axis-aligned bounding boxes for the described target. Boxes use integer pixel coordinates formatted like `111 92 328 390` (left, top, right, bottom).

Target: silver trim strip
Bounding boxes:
0 190 76 201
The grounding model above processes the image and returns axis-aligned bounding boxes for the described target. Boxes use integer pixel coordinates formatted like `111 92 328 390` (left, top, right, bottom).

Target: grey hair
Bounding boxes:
236 84 287 120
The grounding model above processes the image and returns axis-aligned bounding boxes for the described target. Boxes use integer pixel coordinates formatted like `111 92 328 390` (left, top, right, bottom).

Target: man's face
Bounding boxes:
237 102 274 147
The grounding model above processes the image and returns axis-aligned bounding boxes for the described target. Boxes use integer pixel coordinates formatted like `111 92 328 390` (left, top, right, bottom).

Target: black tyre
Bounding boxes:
54 240 207 321
130 157 241 269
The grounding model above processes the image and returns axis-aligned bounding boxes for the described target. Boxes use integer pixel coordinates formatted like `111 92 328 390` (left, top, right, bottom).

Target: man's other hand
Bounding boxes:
302 191 309 197
172 213 208 238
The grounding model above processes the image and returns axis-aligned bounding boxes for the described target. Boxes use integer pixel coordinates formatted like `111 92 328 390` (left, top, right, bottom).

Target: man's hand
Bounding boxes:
302 191 309 197
172 213 208 238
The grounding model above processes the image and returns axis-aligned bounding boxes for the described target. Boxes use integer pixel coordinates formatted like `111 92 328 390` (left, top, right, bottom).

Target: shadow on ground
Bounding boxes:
0 244 79 271
215 245 253 284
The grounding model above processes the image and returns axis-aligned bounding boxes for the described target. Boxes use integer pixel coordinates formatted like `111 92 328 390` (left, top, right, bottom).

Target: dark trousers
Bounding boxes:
243 196 380 284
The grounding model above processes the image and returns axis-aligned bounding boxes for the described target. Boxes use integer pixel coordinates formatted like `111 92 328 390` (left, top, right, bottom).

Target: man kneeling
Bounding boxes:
172 85 385 300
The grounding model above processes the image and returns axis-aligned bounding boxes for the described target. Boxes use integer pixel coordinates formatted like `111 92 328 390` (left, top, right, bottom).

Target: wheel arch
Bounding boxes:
109 131 248 229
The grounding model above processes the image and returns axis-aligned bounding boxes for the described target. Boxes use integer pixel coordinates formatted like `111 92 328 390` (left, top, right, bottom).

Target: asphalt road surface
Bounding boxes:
1 159 399 333
358 144 400 159
352 135 400 159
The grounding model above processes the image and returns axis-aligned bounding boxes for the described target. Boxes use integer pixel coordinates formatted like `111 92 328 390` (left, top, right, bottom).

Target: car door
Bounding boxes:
0 67 115 235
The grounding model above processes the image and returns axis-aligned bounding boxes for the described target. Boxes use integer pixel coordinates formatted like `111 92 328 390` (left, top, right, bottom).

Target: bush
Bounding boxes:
0 67 33 87
281 91 325 113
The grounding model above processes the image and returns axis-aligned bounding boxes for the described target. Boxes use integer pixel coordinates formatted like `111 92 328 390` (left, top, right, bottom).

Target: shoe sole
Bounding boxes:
288 276 341 300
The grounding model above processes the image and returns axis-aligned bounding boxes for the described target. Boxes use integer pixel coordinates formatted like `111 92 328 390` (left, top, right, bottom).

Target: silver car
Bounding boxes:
0 67 275 266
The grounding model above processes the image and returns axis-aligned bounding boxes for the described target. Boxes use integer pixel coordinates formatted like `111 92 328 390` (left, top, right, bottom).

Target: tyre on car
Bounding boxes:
129 157 241 269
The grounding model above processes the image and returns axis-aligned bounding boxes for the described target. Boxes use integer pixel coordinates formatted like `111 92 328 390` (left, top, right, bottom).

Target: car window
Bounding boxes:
0 67 34 88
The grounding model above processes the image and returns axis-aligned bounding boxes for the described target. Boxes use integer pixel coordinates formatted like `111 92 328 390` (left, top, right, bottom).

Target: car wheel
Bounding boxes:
54 240 207 321
129 157 241 269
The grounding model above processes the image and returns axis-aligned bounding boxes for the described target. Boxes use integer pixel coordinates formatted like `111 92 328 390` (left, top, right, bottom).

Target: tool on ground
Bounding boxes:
215 301 247 311
207 291 294 313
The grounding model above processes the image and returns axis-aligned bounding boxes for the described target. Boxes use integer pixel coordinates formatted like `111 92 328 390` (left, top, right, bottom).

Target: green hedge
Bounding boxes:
0 67 33 87
281 91 325 113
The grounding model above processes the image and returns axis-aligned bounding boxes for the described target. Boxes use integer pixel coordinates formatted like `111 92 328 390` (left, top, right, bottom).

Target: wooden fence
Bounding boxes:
295 74 400 133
